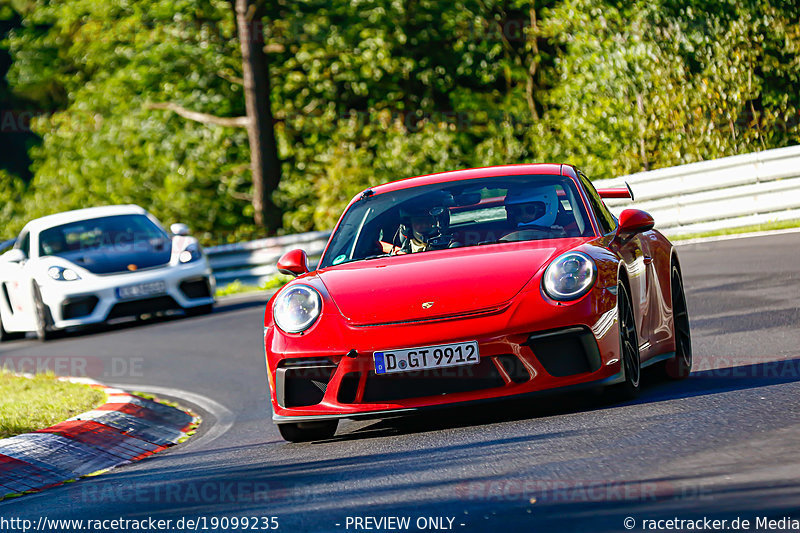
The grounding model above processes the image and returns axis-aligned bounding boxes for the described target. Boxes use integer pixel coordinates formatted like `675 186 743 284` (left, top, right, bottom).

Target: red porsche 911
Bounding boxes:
265 164 692 442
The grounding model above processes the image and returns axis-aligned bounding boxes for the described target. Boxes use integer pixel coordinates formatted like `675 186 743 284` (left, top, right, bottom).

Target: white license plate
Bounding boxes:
373 341 480 375
116 281 166 300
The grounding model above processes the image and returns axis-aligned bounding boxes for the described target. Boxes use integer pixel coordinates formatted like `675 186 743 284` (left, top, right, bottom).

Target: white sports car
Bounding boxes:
0 205 216 341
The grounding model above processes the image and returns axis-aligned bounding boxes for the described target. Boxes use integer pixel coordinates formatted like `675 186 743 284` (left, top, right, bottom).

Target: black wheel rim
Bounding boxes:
619 285 640 388
672 270 692 369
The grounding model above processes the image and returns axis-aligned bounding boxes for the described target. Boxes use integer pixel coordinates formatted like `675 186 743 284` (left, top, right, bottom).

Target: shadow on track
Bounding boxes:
327 357 800 442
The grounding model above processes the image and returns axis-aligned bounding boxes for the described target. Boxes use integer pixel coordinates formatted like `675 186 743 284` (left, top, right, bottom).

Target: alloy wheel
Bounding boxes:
611 281 641 399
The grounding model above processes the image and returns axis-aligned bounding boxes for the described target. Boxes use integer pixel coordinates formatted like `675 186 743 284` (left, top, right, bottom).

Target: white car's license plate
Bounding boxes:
116 281 167 300
373 341 480 375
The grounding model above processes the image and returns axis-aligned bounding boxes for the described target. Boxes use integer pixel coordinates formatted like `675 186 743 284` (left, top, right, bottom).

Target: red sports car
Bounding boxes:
265 164 692 442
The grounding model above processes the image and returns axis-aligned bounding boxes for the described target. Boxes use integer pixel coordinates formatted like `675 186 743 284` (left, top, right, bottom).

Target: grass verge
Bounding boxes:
669 219 800 241
0 372 107 439
215 274 292 298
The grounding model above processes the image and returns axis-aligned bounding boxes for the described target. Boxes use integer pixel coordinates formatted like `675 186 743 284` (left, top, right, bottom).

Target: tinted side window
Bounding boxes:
578 173 617 235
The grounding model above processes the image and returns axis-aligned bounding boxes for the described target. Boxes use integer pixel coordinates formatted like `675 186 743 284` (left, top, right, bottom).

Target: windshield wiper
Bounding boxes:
363 253 392 260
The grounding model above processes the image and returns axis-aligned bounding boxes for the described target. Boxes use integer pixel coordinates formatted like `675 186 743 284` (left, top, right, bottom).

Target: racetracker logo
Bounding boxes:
0 356 144 378
455 479 711 503
71 481 282 504
69 480 323 505
693 355 800 379
0 110 40 132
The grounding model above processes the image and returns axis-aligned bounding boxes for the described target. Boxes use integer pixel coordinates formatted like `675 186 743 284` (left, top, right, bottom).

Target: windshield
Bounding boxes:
38 214 169 257
319 175 593 268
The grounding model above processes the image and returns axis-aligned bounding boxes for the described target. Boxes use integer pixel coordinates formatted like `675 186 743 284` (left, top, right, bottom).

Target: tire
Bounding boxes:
277 421 338 443
185 303 214 317
608 281 641 400
663 265 692 379
32 283 56 342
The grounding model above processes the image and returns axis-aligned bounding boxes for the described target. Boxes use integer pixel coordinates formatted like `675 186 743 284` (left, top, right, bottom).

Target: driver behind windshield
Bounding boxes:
380 191 459 254
39 230 68 256
502 185 567 240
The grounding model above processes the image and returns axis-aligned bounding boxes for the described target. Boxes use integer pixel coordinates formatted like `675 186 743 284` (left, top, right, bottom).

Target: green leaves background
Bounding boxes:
1 0 798 243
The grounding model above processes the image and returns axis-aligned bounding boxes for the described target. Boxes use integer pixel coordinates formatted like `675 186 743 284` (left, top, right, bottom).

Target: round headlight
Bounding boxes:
273 284 322 333
179 244 202 264
47 266 81 281
542 251 597 301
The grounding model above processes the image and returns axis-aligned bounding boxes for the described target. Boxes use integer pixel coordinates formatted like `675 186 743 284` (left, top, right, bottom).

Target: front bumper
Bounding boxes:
271 367 625 423
266 284 624 422
40 261 215 329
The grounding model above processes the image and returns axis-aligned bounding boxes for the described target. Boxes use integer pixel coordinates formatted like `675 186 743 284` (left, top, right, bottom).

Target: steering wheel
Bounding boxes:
499 226 553 242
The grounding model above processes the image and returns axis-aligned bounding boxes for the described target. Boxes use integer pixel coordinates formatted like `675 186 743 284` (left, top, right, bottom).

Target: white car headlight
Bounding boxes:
273 284 322 333
179 243 202 263
47 266 81 281
542 251 596 301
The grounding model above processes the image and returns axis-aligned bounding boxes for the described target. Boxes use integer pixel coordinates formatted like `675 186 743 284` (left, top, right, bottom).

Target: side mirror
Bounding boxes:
616 209 655 237
277 249 310 277
1 249 27 263
170 223 190 236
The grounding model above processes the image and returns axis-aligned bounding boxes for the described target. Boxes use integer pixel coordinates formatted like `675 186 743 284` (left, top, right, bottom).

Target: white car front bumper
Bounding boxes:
38 260 215 329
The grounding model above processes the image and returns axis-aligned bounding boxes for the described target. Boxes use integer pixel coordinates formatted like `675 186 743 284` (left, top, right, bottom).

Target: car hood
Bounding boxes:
318 239 587 325
52 240 172 275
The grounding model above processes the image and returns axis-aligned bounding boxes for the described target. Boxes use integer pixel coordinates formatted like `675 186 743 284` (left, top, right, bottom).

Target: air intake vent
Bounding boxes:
524 327 601 377
62 296 99 320
276 359 338 408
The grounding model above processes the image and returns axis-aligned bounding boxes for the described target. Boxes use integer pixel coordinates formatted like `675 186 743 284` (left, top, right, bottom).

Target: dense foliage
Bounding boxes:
1 0 798 243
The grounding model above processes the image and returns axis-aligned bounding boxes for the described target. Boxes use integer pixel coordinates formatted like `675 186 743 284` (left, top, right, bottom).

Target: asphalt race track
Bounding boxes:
2 232 799 532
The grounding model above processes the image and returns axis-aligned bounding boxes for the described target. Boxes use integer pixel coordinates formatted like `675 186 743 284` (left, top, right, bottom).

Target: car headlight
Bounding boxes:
273 284 322 333
179 243 202 264
47 266 81 281
542 251 597 301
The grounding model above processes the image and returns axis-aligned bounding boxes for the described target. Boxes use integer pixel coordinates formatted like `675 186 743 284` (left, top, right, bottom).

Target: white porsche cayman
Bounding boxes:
0 205 215 341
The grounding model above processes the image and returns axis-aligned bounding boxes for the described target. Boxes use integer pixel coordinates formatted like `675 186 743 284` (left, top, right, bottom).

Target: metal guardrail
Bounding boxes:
208 145 800 286
207 231 331 286
595 145 800 235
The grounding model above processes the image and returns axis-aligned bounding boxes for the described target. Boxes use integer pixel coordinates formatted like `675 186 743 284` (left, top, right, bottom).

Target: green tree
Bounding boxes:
539 0 800 178
0 0 39 213
3 0 799 242
5 0 259 241
265 0 559 230
0 169 26 237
